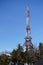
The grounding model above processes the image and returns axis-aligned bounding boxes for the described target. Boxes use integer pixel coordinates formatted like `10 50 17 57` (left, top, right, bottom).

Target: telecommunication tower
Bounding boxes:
24 5 33 51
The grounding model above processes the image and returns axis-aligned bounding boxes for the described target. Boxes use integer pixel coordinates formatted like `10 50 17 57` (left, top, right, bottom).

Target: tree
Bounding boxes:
0 54 10 65
39 42 43 58
11 44 23 65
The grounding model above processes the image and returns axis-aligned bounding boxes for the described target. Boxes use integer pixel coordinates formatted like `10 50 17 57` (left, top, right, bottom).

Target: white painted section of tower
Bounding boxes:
26 17 30 26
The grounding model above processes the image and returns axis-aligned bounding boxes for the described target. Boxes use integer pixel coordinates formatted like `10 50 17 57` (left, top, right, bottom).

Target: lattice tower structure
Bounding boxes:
24 5 32 51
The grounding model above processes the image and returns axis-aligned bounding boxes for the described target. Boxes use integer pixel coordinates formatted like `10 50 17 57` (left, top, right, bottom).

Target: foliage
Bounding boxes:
0 42 43 64
0 54 10 65
39 42 43 58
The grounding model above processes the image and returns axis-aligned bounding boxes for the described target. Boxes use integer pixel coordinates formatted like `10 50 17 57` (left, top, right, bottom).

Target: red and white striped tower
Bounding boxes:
24 5 32 51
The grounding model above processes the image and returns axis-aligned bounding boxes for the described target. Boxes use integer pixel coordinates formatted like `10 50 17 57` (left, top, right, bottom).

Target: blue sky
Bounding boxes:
0 0 43 52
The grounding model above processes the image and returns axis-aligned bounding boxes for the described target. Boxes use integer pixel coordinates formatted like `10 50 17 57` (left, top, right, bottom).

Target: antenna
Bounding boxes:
24 4 33 51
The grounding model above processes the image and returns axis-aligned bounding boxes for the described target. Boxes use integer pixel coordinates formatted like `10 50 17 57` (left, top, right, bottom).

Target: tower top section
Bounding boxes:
26 4 30 17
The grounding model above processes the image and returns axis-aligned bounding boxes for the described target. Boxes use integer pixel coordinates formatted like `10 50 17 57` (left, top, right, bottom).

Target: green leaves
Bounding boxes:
0 54 10 65
0 42 43 65
39 42 43 58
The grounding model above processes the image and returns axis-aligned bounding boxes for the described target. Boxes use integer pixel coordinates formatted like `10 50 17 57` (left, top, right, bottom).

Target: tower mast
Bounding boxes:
24 5 32 51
